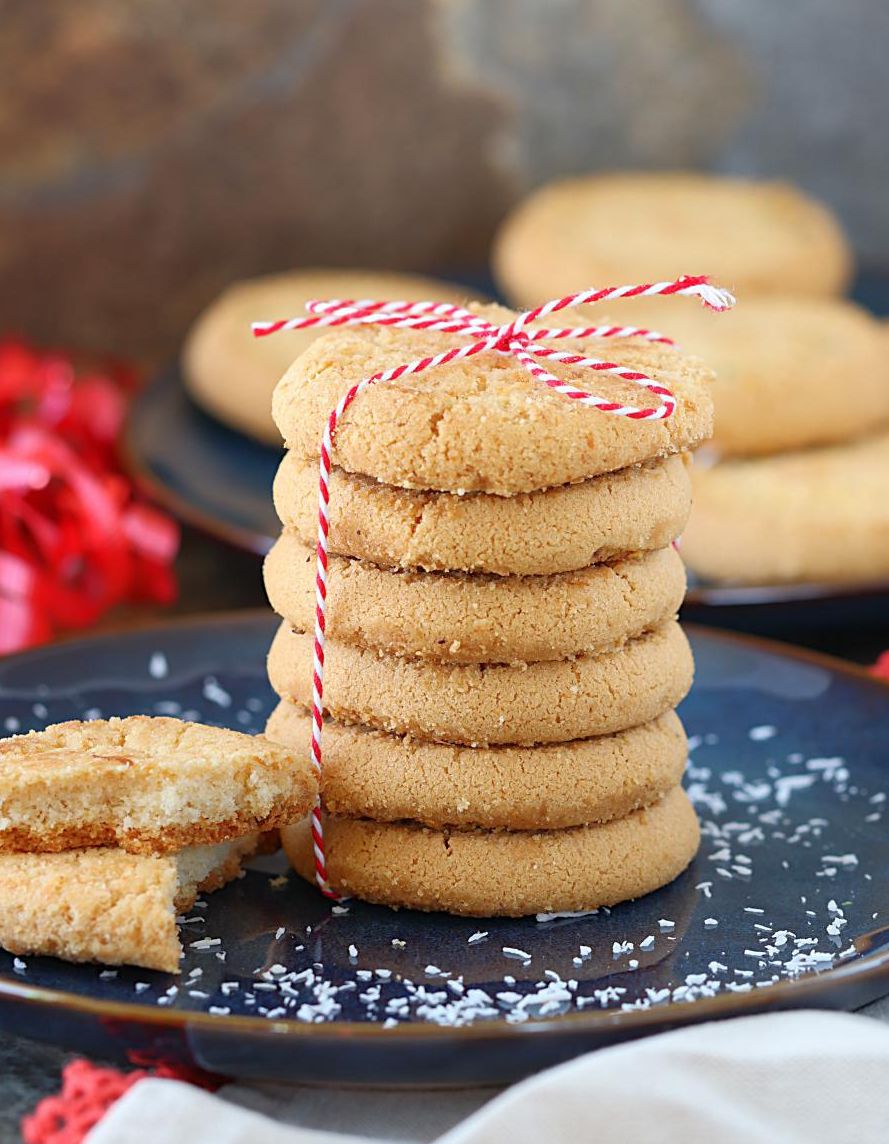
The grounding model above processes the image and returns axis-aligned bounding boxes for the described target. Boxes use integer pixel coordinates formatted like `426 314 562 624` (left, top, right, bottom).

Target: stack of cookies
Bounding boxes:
494 170 889 587
0 717 317 971
264 303 714 916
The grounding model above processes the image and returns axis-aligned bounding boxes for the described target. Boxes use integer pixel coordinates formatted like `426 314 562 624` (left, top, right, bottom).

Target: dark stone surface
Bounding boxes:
0 0 509 365
1 1 887 366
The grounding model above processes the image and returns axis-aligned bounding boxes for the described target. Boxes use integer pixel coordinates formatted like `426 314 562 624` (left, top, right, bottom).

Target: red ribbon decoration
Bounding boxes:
0 340 179 654
22 1058 219 1144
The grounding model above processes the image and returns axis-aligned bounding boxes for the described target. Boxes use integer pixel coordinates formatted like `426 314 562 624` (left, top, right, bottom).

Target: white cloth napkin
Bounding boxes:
87 1010 889 1144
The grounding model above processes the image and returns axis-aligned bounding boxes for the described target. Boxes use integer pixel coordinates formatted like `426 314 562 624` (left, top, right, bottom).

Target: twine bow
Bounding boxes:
255 274 735 897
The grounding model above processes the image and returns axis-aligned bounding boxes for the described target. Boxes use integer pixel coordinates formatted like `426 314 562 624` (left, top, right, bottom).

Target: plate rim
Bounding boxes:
685 574 889 608
122 370 277 557
0 610 887 1044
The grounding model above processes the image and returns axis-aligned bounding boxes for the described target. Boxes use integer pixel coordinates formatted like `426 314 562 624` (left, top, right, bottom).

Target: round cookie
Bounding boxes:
681 431 889 585
267 619 693 746
609 295 889 458
266 702 688 830
281 786 700 916
493 172 851 310
273 452 693 576
265 537 686 664
184 270 485 445
272 303 714 495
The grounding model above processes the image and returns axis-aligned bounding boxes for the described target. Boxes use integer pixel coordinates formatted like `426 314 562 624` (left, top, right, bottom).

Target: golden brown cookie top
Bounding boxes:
273 303 714 494
494 172 852 309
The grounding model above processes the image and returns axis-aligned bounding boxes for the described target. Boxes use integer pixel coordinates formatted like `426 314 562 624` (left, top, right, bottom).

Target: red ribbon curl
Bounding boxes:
0 340 179 654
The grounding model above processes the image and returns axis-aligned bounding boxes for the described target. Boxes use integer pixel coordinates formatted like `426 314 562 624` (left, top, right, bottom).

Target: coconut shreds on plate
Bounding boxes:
4 687 882 1032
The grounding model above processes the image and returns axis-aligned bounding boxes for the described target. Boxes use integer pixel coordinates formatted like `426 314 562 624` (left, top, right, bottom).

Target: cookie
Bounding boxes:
681 432 889 585
184 269 484 444
281 786 699 916
265 536 686 663
266 702 688 830
272 303 714 494
267 619 693 746
273 451 692 575
0 835 256 972
493 172 851 311
0 716 318 855
612 295 889 458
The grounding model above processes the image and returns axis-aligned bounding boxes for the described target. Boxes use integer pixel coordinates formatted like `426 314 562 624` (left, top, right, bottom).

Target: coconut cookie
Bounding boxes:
274 451 693 575
265 536 686 664
266 702 687 830
682 432 889 585
184 269 485 445
268 620 693 746
0 836 256 972
493 172 851 310
0 716 318 855
614 296 889 458
282 787 699 916
272 304 714 495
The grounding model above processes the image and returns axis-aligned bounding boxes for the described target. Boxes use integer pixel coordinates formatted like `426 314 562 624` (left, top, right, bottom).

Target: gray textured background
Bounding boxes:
2 0 886 358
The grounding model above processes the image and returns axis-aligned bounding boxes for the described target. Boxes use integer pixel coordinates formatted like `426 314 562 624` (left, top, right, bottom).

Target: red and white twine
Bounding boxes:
254 274 735 896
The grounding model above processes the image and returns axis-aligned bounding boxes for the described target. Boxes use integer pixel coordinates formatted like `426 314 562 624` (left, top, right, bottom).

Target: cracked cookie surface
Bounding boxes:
273 451 692 575
0 716 318 855
267 620 693 746
282 787 700 916
272 304 713 494
265 536 686 663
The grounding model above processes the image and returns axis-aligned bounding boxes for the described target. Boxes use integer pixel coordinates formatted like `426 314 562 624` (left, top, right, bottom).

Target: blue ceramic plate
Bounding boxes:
0 613 886 1085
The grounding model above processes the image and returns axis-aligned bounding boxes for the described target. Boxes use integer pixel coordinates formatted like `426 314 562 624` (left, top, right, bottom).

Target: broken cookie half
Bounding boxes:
0 835 257 973
0 717 318 972
0 715 316 854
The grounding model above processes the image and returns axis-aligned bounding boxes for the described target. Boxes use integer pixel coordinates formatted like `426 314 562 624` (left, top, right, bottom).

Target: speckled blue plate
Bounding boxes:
0 612 887 1086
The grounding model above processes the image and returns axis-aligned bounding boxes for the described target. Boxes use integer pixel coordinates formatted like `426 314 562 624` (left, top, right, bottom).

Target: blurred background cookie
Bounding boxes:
493 172 851 311
623 295 889 457
183 269 486 444
681 431 889 585
488 169 888 596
